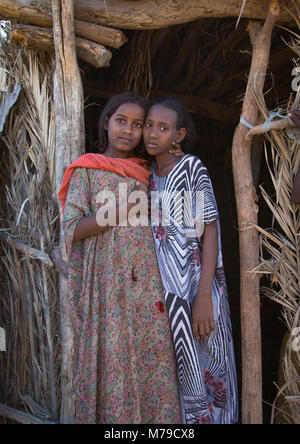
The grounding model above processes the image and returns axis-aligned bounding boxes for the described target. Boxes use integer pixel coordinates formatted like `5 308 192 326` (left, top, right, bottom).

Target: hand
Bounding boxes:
116 181 146 224
192 293 215 340
288 110 300 128
168 141 185 157
131 180 144 193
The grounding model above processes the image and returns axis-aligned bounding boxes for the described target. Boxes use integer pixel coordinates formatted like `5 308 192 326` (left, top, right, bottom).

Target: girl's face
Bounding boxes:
143 104 186 157
105 103 145 157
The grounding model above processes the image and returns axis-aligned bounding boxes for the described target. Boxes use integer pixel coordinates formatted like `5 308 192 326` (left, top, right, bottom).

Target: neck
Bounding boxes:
155 152 179 171
104 146 131 159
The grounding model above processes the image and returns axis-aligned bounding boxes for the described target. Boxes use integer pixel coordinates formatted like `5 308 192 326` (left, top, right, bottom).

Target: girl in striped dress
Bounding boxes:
143 98 239 424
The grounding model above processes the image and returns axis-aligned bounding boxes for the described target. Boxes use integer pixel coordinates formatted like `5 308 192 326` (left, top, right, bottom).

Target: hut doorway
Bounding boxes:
81 18 295 423
0 4 299 424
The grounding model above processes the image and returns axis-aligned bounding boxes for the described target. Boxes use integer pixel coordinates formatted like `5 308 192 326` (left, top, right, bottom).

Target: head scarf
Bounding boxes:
58 153 151 213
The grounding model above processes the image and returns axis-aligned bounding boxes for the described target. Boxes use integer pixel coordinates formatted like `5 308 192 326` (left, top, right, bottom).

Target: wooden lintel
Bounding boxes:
0 1 295 32
75 0 293 28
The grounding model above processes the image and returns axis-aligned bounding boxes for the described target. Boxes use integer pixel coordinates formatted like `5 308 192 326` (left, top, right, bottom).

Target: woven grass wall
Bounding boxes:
254 33 300 423
0 41 60 422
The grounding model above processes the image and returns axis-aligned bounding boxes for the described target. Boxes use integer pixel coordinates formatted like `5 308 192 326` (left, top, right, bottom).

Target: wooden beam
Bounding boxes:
73 0 294 29
74 19 127 49
0 0 295 31
231 0 280 425
245 115 294 139
0 0 52 27
12 24 112 68
0 0 127 48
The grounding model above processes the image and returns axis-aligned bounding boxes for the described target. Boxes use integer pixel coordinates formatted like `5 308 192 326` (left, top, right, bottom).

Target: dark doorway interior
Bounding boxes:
80 18 295 423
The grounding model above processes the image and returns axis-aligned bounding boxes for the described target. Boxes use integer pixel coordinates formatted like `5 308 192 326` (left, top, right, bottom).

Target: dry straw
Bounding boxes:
120 30 153 97
0 40 60 422
251 30 300 422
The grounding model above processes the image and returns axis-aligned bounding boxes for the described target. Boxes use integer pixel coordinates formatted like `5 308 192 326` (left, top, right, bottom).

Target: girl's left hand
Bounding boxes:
169 141 185 157
192 293 215 340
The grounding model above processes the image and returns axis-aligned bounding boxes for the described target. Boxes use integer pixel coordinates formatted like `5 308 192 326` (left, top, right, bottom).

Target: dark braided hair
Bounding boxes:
98 92 151 159
151 98 196 153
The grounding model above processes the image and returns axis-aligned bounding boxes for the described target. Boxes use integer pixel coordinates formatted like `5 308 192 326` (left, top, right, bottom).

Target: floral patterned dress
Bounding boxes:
63 167 181 424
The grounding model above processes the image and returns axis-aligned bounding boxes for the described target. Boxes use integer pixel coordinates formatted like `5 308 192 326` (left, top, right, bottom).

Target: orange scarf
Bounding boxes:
58 153 151 212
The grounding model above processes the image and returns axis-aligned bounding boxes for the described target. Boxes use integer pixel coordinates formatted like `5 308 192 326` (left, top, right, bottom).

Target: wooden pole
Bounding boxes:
52 0 85 424
231 0 280 424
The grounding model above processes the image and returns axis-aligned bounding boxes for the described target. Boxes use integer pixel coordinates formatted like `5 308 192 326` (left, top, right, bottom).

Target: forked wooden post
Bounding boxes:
52 0 85 424
232 0 280 424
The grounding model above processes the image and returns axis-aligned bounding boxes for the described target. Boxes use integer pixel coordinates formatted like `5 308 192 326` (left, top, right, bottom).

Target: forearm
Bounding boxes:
192 220 218 339
291 166 300 204
73 215 106 243
197 220 218 296
72 200 137 244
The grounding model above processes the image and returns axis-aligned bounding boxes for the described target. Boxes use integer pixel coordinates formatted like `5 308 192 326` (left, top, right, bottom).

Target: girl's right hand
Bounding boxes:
117 181 146 223
117 181 143 207
192 292 215 340
131 180 144 193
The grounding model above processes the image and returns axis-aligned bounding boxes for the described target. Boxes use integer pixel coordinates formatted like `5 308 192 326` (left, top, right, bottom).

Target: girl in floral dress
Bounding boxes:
59 93 181 424
143 98 239 424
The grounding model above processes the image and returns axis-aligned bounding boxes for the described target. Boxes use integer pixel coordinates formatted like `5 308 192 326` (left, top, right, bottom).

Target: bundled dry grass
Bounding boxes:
0 41 60 422
252 50 300 422
120 30 153 97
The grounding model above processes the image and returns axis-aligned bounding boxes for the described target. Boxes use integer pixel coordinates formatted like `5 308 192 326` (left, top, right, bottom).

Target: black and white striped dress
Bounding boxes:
150 154 238 424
